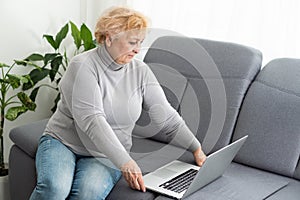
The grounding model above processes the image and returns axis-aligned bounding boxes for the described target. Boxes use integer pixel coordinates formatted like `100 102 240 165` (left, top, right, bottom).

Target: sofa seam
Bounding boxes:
293 155 300 179
177 80 189 113
256 79 300 98
185 76 255 81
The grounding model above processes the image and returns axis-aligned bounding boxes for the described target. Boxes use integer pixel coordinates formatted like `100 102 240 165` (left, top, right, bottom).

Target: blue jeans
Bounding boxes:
30 135 122 200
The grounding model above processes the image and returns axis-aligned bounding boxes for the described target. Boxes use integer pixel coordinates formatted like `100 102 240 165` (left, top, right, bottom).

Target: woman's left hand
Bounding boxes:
121 159 146 192
193 147 207 167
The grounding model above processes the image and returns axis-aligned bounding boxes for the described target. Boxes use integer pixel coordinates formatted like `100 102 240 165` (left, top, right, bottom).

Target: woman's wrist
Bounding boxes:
193 147 207 166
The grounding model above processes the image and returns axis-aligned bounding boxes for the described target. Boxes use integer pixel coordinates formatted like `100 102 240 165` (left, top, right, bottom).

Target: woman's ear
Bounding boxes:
105 34 112 47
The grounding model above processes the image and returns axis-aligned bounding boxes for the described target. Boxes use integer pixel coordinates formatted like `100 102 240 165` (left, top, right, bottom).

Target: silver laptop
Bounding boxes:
143 135 248 199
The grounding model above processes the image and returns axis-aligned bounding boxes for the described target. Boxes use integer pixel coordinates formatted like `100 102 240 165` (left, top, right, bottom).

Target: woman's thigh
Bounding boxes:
30 135 76 200
68 157 122 200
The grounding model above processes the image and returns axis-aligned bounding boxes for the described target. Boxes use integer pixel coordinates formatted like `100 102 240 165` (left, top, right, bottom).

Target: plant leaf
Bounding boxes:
22 68 50 90
0 79 9 84
70 21 82 50
80 23 96 51
43 34 58 50
14 60 28 66
29 87 40 102
51 93 61 113
7 74 21 89
21 74 34 89
20 75 30 84
63 51 68 68
44 53 59 66
14 60 42 69
26 53 44 61
0 63 10 68
17 92 37 111
49 56 63 81
5 106 28 121
55 77 62 85
55 23 69 49
30 68 50 83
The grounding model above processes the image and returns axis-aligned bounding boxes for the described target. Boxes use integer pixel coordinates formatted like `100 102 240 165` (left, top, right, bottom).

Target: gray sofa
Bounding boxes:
9 36 300 200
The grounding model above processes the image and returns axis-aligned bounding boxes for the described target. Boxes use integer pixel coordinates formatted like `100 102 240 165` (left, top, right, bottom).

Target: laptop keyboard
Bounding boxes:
159 168 198 193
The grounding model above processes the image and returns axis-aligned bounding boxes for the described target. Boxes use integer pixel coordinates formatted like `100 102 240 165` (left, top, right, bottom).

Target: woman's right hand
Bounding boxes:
120 160 146 192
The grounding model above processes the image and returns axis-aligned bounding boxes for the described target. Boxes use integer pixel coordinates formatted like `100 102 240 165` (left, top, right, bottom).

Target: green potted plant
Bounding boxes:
19 21 96 112
0 21 96 176
0 62 39 176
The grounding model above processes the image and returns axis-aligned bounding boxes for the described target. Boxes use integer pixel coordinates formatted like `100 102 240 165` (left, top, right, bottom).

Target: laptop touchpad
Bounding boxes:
152 168 178 179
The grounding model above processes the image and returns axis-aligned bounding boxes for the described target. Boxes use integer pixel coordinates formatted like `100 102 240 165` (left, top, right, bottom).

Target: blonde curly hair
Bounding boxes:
94 6 149 44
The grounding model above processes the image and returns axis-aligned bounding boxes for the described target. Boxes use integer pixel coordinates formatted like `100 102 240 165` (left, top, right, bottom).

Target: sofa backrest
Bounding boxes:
133 36 262 153
233 58 300 179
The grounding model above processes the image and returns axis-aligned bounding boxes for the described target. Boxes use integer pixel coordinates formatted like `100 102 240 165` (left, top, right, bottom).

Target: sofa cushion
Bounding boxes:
233 58 300 178
265 179 300 200
181 77 257 154
186 38 262 153
255 58 300 95
154 162 289 200
130 136 174 160
107 177 157 200
137 36 262 154
9 118 48 158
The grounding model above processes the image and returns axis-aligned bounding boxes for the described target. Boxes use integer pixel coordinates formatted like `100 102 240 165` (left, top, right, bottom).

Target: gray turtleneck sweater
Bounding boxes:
44 46 200 168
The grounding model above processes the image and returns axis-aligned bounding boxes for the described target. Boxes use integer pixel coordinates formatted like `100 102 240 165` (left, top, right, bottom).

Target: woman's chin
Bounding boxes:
117 57 134 64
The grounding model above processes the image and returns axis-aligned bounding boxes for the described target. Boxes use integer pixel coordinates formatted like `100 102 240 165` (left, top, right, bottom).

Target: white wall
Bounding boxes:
129 0 300 66
0 0 82 164
84 0 128 29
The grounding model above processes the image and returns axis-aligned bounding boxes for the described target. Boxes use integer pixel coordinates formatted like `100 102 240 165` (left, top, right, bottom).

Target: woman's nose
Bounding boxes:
132 46 140 54
133 48 139 54
132 42 141 54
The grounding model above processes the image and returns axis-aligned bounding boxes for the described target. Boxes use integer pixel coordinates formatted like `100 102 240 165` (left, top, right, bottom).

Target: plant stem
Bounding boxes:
0 79 9 176
0 71 6 170
0 136 4 170
0 100 5 170
5 94 18 104
4 62 15 77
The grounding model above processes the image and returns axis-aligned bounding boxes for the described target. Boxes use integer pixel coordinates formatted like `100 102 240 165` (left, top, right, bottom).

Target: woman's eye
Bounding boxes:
129 42 137 45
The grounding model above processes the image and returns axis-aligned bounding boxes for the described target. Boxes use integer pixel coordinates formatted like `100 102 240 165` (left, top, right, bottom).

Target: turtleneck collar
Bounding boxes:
97 45 128 71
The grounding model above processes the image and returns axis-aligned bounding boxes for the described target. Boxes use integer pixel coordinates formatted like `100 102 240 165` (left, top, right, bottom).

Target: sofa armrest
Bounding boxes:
9 118 49 158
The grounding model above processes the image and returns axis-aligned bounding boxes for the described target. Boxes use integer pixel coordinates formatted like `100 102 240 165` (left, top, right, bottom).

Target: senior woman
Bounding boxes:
29 6 206 200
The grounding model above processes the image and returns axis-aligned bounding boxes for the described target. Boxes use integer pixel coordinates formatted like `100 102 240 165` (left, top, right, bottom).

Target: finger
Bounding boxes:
133 177 140 190
127 172 140 190
127 174 136 189
197 156 206 166
137 174 146 192
124 173 135 189
198 160 204 166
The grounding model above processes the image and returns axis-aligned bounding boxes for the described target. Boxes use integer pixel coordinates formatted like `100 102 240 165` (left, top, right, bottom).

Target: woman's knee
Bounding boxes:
72 180 113 200
69 158 122 200
31 176 72 200
31 135 76 198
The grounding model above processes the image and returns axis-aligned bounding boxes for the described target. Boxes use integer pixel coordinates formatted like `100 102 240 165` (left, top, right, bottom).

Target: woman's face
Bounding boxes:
106 30 145 64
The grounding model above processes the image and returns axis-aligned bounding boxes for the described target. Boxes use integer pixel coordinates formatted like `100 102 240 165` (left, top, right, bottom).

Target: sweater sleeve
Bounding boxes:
64 60 132 169
142 66 201 152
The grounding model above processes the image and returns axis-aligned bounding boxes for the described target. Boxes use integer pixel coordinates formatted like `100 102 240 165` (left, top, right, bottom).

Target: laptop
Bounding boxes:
143 135 248 199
